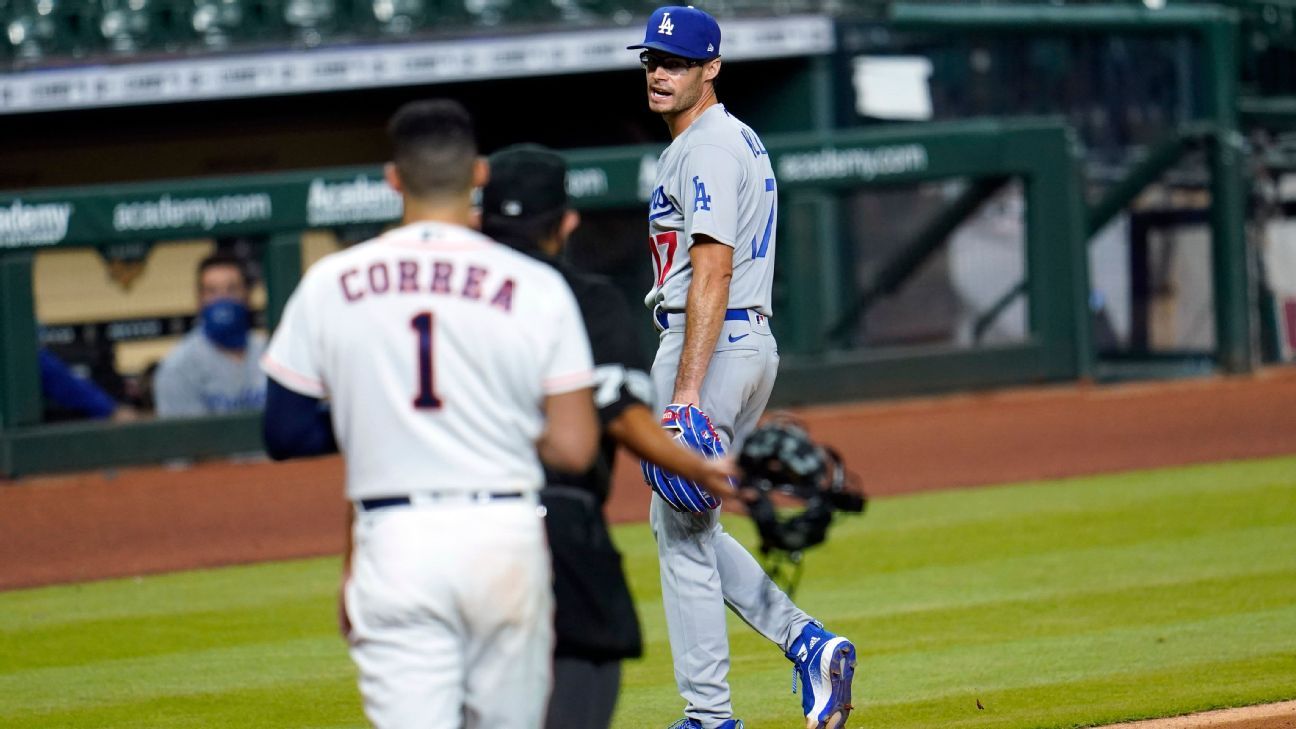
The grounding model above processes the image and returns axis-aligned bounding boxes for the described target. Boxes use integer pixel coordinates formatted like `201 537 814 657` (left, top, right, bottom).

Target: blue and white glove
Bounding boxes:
641 403 724 513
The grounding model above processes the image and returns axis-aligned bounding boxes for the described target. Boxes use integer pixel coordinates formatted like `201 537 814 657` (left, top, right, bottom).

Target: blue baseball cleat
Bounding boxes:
786 622 857 729
666 719 744 729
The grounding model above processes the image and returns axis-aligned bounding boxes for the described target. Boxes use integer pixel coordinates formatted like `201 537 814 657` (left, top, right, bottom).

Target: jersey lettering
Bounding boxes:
490 278 515 312
650 185 675 221
410 311 443 410
752 177 776 259
398 260 419 292
462 265 486 300
740 128 768 158
649 231 679 287
430 261 452 293
368 262 390 294
692 176 712 212
657 12 674 35
340 268 363 301
336 258 515 309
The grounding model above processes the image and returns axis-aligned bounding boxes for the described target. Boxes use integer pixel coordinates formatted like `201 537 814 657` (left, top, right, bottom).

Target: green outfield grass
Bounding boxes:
2 455 1294 729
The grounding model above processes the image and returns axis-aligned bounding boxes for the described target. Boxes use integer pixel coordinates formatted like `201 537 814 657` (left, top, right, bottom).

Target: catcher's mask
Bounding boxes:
737 418 866 555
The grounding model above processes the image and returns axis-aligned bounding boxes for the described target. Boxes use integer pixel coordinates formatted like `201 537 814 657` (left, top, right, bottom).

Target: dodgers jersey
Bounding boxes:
262 221 595 501
645 103 777 316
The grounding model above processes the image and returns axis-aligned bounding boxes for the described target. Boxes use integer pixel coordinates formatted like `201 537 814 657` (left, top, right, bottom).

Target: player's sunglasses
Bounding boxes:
639 51 705 73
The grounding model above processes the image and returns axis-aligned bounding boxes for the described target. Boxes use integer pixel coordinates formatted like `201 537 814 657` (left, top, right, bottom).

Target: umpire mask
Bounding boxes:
201 298 251 351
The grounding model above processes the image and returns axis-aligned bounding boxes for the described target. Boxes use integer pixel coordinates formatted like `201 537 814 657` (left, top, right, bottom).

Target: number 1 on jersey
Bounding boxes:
410 312 442 409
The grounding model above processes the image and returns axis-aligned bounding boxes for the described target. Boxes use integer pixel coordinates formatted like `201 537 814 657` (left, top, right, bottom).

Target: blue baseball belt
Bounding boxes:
654 307 754 331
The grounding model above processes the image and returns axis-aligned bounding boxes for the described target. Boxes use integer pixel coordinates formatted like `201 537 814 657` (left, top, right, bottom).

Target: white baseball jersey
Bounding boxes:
262 220 595 501
645 103 778 316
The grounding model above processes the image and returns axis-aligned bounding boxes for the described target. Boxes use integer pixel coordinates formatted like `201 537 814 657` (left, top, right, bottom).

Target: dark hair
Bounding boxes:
197 253 250 288
481 209 565 254
386 99 478 199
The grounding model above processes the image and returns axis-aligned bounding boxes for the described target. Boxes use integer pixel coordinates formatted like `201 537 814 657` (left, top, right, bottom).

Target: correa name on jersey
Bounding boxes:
336 256 516 312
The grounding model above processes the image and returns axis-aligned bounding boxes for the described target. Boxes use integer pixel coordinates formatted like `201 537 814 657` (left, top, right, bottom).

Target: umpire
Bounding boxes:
481 144 736 729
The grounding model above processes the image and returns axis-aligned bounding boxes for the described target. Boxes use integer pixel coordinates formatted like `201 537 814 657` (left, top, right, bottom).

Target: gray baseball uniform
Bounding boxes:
155 329 267 417
644 103 813 726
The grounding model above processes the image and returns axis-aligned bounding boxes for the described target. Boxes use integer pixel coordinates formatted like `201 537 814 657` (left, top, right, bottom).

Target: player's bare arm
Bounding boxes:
538 388 599 473
607 402 738 499
673 236 733 404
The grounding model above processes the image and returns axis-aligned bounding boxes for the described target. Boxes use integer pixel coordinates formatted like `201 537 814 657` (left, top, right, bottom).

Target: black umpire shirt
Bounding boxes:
532 252 649 661
542 255 653 503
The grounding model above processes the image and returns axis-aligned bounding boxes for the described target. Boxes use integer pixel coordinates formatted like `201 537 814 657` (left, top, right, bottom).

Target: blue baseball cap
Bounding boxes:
627 5 721 61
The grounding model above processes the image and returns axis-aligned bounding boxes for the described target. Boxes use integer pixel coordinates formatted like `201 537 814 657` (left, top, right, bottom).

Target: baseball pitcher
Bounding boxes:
628 7 858 729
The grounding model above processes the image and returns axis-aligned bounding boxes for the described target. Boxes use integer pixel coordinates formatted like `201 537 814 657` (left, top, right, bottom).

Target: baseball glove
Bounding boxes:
641 403 724 513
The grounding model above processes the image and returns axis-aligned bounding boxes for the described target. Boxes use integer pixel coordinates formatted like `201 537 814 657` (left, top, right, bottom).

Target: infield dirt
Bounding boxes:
3 368 1294 590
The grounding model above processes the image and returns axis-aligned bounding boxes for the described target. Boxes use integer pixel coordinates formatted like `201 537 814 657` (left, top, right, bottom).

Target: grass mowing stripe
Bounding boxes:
6 677 364 729
712 605 1296 708
0 597 333 672
619 469 1296 605
0 557 341 631
857 652 1296 729
855 605 1296 702
0 636 352 718
850 482 1296 574
854 567 1296 655
626 523 1296 626
858 457 1296 534
614 624 1296 729
802 524 1296 617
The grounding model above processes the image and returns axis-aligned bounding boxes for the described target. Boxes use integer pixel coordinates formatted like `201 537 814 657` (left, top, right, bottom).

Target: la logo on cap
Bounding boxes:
658 11 674 35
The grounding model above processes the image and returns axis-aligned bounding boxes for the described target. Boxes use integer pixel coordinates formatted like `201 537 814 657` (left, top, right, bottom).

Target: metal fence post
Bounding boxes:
778 191 843 354
0 253 43 429
1202 20 1254 373
262 232 303 331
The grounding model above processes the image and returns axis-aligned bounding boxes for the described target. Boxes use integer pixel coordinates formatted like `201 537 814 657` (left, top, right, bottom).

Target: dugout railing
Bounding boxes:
0 118 1088 477
888 3 1254 377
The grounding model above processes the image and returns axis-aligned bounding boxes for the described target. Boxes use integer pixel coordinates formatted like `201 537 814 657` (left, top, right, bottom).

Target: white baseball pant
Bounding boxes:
345 495 553 729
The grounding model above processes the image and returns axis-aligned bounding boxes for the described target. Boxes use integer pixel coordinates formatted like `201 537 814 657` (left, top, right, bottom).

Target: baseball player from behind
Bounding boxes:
628 7 858 729
259 99 599 729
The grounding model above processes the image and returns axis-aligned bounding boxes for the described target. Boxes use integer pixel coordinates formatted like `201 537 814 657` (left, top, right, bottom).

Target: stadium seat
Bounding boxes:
98 0 184 54
281 0 341 45
189 0 246 49
4 0 98 62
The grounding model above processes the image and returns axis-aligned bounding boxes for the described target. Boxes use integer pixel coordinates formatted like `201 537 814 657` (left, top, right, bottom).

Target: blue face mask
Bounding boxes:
201 298 251 351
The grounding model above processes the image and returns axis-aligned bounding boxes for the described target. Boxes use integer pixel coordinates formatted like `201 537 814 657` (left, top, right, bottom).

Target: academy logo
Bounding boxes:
113 193 272 232
778 144 929 183
0 199 73 248
657 12 674 35
307 176 402 226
